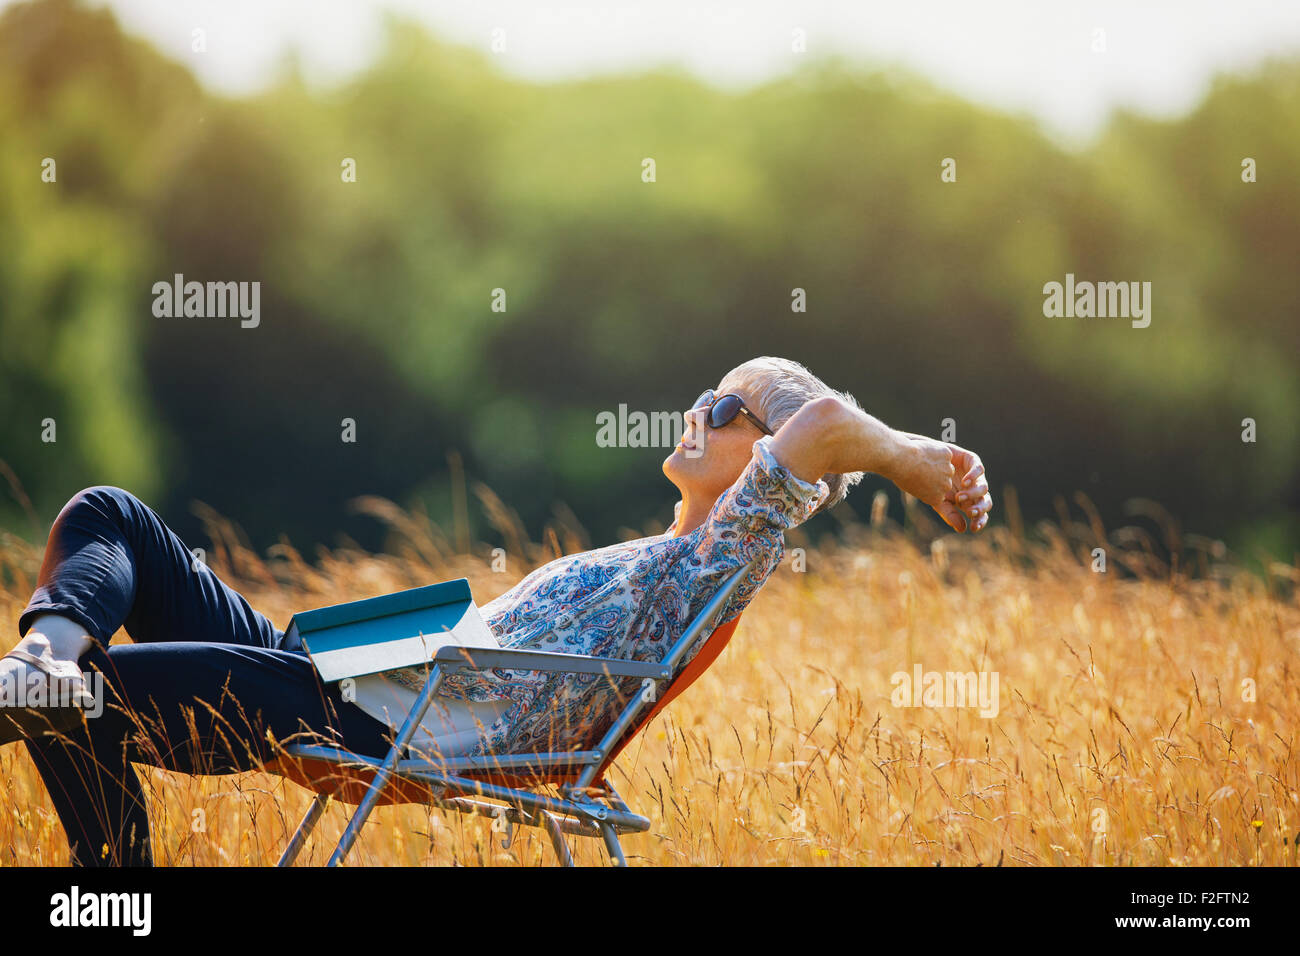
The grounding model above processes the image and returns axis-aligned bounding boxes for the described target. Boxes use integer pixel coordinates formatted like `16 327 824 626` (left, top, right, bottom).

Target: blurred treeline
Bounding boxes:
1 0 1297 566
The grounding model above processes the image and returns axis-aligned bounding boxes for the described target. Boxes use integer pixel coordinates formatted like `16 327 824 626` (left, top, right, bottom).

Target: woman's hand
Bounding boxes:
892 436 992 533
766 399 992 532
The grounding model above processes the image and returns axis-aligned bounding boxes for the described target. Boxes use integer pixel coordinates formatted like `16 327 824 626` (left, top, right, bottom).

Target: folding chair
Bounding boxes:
264 560 755 867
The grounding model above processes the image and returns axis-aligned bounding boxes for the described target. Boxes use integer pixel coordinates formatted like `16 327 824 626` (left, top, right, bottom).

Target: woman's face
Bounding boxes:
662 385 768 502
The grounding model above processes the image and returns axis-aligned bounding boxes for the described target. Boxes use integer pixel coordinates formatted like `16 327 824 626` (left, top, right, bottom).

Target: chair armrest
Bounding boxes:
430 645 671 681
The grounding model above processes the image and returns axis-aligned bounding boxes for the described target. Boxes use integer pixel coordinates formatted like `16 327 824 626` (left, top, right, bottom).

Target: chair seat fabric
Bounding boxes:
261 617 742 804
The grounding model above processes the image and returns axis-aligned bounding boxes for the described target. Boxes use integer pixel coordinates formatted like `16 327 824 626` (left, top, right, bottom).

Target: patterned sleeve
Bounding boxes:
688 435 830 623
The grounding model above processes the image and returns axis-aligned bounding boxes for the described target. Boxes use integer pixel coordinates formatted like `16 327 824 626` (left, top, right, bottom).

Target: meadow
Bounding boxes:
2 488 1296 866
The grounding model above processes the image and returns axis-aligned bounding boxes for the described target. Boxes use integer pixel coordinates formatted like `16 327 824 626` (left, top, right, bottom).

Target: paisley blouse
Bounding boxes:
364 436 828 758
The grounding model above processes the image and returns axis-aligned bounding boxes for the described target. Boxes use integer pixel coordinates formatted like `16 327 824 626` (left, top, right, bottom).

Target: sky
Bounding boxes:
10 0 1300 144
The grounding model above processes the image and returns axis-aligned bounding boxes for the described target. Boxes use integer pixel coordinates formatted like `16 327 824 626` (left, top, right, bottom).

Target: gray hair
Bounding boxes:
717 356 865 517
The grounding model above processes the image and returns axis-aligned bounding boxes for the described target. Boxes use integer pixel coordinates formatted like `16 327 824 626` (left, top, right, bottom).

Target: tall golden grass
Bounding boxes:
1 485 1297 866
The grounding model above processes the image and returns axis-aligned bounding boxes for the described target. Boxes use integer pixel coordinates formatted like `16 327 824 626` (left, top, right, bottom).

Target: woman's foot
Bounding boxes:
0 615 97 746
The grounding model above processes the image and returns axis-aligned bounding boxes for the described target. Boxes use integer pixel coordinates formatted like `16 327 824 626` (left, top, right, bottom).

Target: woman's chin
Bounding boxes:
663 447 693 481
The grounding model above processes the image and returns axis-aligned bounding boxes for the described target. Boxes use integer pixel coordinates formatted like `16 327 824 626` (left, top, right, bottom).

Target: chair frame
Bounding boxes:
274 561 754 867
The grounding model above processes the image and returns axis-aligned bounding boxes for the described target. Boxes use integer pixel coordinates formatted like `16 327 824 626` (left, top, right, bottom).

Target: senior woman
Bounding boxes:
2 356 992 865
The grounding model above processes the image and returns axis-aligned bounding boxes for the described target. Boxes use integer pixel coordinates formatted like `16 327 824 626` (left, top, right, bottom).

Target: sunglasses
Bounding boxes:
691 389 775 436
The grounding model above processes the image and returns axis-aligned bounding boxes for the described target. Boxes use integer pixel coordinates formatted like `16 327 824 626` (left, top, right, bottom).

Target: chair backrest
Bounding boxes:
262 614 746 804
599 615 742 768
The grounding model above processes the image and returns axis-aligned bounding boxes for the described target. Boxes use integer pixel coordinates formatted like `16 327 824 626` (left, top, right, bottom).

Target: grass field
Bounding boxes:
2 488 1297 866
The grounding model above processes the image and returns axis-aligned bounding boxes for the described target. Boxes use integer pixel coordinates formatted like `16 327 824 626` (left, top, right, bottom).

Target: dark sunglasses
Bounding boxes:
691 389 775 436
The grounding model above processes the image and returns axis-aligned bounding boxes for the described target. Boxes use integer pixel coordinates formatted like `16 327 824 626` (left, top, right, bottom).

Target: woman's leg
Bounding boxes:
6 483 393 864
17 484 285 651
4 484 293 742
23 639 395 866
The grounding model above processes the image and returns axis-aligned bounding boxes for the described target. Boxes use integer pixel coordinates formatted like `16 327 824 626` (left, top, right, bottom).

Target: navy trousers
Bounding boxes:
14 485 396 866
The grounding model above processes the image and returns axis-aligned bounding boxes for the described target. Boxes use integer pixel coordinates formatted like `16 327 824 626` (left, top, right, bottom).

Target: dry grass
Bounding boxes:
1 488 1297 866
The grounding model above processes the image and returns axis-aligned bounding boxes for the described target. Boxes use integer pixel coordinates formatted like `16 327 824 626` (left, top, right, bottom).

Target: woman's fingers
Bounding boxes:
965 493 993 528
947 446 991 532
931 443 991 533
936 498 968 532
936 494 994 533
961 458 985 488
955 477 988 504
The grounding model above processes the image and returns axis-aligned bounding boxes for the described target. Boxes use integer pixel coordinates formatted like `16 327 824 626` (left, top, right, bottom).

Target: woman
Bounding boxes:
2 356 991 866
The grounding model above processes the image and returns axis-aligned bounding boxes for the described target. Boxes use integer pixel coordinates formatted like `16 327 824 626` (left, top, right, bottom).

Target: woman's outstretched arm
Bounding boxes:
767 397 992 532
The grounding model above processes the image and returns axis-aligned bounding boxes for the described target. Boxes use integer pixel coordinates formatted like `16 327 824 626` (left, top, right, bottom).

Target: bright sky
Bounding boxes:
14 0 1300 143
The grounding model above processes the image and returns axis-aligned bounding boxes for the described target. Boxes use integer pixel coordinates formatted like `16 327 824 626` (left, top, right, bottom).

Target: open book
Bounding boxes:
284 578 499 683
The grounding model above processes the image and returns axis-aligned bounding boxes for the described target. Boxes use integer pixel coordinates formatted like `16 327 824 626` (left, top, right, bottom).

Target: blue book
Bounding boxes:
283 578 499 683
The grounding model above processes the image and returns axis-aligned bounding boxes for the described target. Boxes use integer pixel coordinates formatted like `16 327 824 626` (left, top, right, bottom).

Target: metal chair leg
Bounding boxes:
278 793 329 867
600 822 627 867
326 764 393 867
325 666 447 867
540 811 574 866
